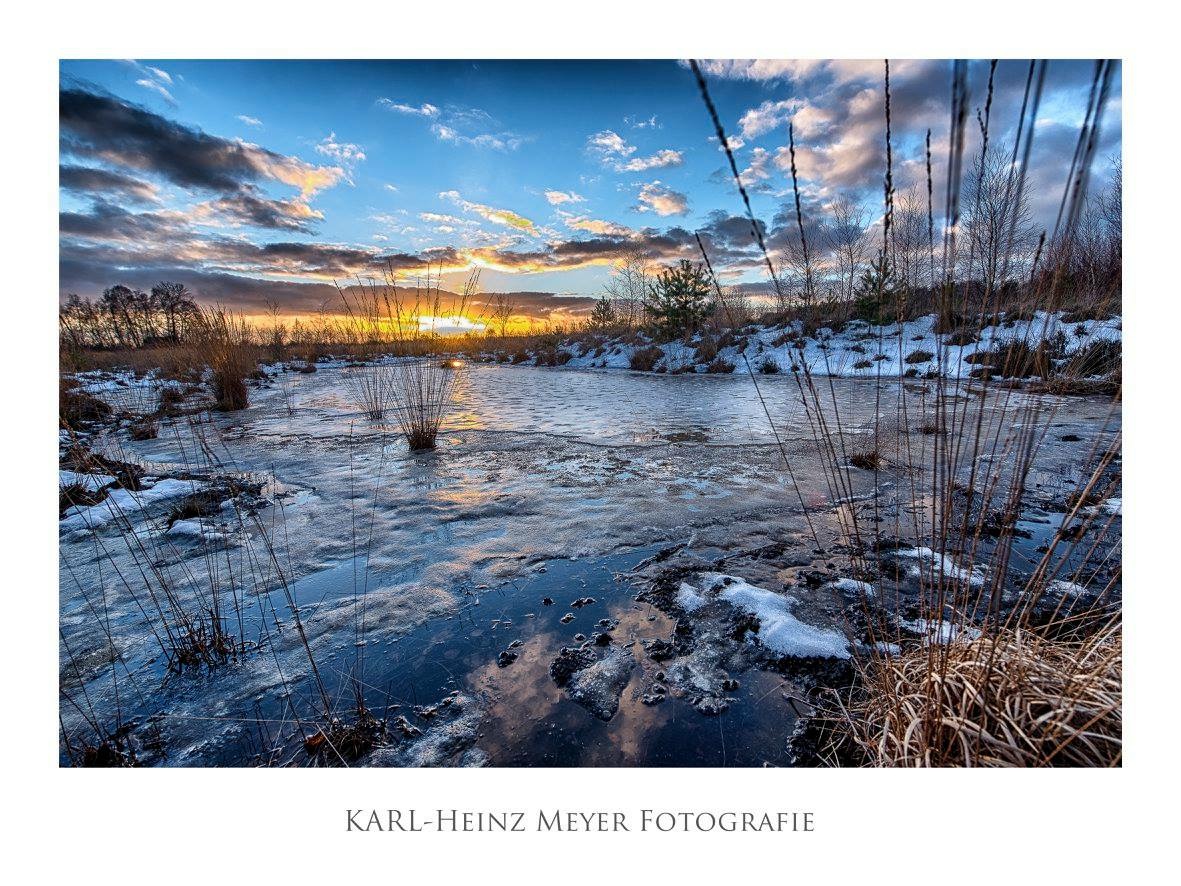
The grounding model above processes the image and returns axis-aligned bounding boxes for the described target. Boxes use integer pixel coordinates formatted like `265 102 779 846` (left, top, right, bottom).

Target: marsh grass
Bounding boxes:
389 361 460 450
342 362 396 421
826 616 1121 766
691 58 1122 767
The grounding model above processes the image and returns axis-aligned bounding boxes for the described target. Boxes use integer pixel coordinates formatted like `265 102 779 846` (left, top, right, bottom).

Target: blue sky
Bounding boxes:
59 59 1121 320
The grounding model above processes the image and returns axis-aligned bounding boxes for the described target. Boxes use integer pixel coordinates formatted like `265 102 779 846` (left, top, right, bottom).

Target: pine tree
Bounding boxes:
853 251 899 324
643 260 713 338
588 296 618 330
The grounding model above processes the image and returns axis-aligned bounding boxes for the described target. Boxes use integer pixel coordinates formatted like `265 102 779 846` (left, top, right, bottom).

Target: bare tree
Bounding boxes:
486 292 517 337
602 249 650 328
824 194 873 303
961 142 1039 294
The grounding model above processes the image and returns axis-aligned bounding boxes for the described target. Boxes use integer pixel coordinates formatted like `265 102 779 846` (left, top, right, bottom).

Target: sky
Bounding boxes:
59 59 1121 324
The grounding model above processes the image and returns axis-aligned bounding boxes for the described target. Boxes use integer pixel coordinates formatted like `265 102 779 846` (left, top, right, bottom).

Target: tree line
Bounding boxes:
60 282 201 350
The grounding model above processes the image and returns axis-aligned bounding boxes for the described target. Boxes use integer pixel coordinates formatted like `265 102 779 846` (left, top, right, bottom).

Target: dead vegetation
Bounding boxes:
827 618 1121 766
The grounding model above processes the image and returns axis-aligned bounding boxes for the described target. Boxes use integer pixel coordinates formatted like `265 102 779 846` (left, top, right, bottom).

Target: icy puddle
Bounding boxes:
59 363 1121 766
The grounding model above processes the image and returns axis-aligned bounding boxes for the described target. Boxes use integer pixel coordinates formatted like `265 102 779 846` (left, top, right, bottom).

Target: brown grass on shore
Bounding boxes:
827 618 1121 767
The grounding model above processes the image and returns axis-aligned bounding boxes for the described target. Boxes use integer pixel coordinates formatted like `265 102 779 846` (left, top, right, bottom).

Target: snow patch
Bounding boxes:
894 546 987 588
707 575 850 659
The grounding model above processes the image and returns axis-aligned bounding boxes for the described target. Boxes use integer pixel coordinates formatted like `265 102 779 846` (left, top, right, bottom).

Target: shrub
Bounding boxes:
629 345 663 372
705 357 735 373
343 364 395 421
128 417 158 440
756 356 781 374
828 622 1121 767
1064 339 1121 377
944 327 979 346
905 349 934 364
853 359 873 370
60 383 112 429
694 337 718 364
389 362 460 451
190 308 254 411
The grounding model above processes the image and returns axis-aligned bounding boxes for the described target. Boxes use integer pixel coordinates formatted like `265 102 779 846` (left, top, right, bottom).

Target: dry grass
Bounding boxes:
829 619 1121 767
186 307 256 411
342 363 396 421
389 361 460 450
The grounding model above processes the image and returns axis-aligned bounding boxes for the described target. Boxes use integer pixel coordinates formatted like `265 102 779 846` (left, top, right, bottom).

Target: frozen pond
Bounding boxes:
59 363 1121 766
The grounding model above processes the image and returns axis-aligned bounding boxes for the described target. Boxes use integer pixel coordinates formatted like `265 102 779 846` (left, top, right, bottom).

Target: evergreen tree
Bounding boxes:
853 251 899 324
643 260 712 338
588 296 618 330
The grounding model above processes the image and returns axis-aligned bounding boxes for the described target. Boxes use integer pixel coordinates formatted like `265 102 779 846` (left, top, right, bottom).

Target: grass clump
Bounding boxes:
829 620 1121 767
849 450 883 470
389 361 460 451
189 307 255 411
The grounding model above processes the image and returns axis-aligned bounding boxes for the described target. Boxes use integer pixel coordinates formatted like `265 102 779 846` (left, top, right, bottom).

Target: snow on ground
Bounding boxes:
829 577 876 597
898 617 984 645
1045 578 1090 598
60 477 200 532
59 469 116 492
559 310 1120 378
893 546 988 588
681 572 850 659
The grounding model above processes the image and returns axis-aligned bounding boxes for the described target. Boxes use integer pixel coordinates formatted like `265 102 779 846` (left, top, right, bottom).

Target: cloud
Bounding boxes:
544 189 584 205
686 59 825 82
381 98 524 150
565 217 635 237
60 88 346 199
194 191 324 233
60 165 159 204
377 99 439 117
587 130 635 159
419 211 475 226
738 99 801 140
236 115 263 127
315 132 366 183
125 61 177 105
440 190 535 231
135 78 176 106
626 114 661 129
384 183 399 192
738 147 775 191
634 182 689 217
620 149 683 172
431 123 523 151
587 129 684 173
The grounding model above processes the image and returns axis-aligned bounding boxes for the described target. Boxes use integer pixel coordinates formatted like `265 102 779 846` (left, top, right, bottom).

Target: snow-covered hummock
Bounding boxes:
681 572 850 659
675 581 709 612
894 546 988 588
60 478 200 533
558 311 1121 378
